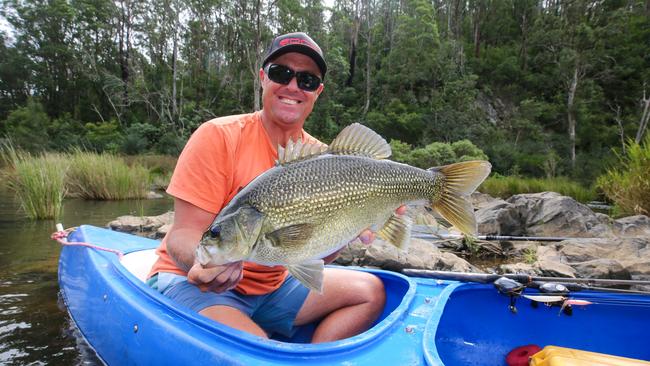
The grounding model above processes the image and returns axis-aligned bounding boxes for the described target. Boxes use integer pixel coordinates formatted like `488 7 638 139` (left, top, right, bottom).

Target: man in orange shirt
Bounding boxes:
148 32 401 343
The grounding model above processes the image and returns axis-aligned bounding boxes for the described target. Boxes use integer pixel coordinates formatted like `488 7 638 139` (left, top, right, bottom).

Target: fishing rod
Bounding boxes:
411 233 574 242
410 224 577 241
402 269 650 294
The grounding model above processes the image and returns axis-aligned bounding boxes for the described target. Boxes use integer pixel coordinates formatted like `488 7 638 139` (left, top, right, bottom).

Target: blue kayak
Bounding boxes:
58 225 650 365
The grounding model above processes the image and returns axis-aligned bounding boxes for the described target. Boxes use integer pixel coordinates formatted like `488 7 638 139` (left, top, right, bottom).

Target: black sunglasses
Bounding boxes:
265 64 322 92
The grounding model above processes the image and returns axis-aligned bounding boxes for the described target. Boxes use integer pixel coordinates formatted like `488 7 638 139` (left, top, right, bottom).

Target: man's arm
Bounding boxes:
166 197 243 293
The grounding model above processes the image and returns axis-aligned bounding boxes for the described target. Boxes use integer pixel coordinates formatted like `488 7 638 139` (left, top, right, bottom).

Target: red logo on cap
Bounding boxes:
279 38 318 51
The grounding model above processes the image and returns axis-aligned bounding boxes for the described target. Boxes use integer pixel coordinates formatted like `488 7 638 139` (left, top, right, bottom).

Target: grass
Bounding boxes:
1 143 68 219
66 149 151 200
597 136 650 216
125 154 176 189
479 175 597 203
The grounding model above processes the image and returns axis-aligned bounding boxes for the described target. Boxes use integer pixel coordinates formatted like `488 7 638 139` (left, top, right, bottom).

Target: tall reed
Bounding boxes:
597 136 650 216
479 175 596 203
1 143 68 219
66 149 150 200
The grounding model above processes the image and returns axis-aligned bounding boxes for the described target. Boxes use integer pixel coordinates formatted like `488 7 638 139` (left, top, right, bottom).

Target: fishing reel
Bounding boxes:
494 277 526 313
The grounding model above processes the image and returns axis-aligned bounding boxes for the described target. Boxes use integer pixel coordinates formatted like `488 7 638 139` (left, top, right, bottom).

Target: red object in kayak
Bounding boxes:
506 345 542 366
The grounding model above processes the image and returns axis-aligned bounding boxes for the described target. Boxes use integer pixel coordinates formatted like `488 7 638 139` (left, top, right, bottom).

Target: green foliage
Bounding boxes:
1 142 67 219
597 136 650 216
84 120 124 153
479 175 597 203
3 101 51 152
389 140 412 163
121 123 160 155
0 0 648 192
66 150 150 200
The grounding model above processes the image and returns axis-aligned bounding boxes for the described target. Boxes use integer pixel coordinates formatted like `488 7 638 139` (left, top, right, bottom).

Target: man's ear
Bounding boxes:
315 83 324 98
259 67 266 82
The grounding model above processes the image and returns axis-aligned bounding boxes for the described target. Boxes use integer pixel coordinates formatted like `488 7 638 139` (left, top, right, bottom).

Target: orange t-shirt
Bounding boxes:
149 111 318 295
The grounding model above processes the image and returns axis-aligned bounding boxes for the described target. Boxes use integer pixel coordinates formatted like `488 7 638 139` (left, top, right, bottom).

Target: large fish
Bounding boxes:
196 123 491 292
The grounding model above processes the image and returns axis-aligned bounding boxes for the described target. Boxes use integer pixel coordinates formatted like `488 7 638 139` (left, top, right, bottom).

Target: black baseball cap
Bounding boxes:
262 32 327 79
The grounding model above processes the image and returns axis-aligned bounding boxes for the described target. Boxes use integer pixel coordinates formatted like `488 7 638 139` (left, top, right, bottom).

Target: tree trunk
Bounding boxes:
636 91 650 143
171 25 179 119
347 0 361 87
567 63 579 168
253 0 262 111
363 0 373 114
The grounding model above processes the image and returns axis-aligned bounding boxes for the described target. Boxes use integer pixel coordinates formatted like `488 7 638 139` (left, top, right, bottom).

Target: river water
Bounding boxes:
0 187 172 365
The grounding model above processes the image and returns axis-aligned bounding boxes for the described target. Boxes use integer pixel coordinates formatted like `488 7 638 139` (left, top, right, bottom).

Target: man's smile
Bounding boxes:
278 96 301 105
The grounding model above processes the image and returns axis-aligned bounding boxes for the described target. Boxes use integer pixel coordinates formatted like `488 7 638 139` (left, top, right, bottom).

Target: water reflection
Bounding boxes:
0 187 172 365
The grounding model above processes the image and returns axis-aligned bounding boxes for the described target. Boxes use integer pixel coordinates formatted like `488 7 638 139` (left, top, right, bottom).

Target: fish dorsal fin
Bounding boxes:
377 213 412 251
276 138 328 165
287 260 325 293
328 123 391 159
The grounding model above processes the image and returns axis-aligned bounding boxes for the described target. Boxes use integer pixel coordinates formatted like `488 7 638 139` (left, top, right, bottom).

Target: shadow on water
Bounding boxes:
0 187 172 365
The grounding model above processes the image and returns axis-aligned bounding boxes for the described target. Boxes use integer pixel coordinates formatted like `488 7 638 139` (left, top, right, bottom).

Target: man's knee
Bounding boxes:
354 272 386 308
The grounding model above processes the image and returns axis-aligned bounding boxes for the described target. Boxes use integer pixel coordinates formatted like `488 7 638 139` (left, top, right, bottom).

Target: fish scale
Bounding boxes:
243 155 441 264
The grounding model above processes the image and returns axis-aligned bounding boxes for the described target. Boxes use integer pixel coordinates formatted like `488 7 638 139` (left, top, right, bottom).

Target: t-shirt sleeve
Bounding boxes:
166 122 235 214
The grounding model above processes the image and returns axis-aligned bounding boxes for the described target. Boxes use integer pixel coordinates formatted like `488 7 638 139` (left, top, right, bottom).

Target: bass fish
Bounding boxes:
196 123 491 292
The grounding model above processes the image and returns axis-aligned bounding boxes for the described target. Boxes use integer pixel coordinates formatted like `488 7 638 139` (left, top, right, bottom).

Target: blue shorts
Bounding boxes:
147 272 310 338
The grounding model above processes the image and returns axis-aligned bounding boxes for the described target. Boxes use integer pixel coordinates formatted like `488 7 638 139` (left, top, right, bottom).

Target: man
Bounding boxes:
148 32 398 343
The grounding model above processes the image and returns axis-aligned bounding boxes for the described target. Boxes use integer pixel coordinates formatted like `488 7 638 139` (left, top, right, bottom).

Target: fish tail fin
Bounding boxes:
428 160 491 236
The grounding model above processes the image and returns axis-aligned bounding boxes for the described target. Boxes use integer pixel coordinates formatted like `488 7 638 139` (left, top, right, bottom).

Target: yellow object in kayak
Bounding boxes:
530 346 650 366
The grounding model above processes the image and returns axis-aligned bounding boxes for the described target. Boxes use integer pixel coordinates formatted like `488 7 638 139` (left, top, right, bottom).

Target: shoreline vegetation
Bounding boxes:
1 144 175 219
1 135 647 220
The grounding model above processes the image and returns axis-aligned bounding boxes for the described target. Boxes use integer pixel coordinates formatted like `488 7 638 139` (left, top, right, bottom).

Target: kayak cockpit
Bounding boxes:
119 248 415 344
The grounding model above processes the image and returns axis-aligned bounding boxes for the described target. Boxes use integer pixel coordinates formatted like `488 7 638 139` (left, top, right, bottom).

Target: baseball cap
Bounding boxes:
262 32 327 79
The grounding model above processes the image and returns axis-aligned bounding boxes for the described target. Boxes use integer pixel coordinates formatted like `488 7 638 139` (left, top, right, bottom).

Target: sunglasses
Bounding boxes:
265 64 322 92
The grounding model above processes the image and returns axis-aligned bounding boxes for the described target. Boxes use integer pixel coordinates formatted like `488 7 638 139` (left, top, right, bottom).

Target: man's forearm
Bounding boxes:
166 227 203 272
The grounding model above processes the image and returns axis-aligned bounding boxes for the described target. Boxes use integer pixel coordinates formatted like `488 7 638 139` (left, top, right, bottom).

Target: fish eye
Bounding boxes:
209 226 221 239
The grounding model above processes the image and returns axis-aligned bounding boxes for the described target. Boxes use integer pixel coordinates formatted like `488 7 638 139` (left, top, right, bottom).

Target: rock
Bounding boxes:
570 259 631 280
498 263 539 275
470 192 501 211
147 191 164 199
506 192 614 237
613 215 650 237
335 238 476 273
476 199 523 235
534 259 577 278
108 211 174 238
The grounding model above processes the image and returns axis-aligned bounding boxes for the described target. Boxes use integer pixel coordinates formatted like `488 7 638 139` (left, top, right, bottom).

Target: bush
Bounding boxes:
597 136 650 216
3 101 51 153
84 120 124 153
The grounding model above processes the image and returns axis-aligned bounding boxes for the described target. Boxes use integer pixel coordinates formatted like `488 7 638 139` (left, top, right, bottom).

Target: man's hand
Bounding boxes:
358 205 408 244
187 261 244 293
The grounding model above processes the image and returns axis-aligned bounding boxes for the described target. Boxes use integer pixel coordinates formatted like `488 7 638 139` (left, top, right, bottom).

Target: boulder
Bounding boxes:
108 211 173 238
613 215 650 237
506 192 613 237
335 238 476 273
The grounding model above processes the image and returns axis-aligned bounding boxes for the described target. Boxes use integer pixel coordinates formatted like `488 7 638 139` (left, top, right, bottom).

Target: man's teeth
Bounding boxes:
280 97 299 105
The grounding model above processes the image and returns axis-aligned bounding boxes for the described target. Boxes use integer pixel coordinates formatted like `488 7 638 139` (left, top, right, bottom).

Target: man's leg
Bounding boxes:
200 306 268 338
294 267 386 343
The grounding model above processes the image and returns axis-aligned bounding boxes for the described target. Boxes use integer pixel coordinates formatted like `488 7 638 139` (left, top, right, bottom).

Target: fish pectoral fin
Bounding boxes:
328 123 391 159
266 224 315 248
287 260 325 293
377 213 412 251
